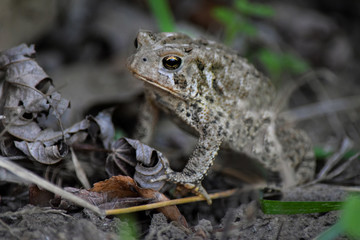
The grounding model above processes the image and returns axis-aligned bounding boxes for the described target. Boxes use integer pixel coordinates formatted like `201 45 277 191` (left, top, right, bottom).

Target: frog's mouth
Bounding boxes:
131 72 185 99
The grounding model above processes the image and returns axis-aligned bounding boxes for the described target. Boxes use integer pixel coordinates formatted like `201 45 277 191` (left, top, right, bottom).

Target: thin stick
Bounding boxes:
281 95 360 121
70 147 90 189
106 189 237 215
0 156 104 216
340 186 360 193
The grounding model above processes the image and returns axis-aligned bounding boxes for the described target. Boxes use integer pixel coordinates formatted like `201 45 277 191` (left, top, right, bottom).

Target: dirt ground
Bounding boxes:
0 184 349 239
0 0 360 239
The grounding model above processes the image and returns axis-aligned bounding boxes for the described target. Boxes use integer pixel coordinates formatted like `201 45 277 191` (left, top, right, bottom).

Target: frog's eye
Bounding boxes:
162 56 182 70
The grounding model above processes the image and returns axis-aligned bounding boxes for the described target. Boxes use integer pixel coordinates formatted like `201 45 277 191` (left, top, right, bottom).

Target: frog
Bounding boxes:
127 30 315 204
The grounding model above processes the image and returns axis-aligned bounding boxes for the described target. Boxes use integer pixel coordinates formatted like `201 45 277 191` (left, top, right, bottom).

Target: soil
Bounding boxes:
0 184 348 239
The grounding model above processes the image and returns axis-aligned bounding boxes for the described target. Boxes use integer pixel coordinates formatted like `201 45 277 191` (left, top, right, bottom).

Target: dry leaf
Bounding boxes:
91 175 139 199
51 186 149 211
91 175 187 226
0 44 96 164
14 141 68 165
106 138 137 177
29 184 54 207
87 109 115 149
137 186 188 227
106 138 169 191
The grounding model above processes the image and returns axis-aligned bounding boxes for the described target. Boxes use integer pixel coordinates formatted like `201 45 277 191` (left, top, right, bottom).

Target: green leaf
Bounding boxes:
212 7 257 45
148 0 175 32
314 147 357 161
257 49 284 79
261 199 343 214
117 214 139 240
340 195 360 238
234 0 274 17
315 222 344 240
314 146 333 159
257 49 309 79
343 150 358 160
212 7 237 25
114 128 126 140
235 20 257 36
283 53 310 74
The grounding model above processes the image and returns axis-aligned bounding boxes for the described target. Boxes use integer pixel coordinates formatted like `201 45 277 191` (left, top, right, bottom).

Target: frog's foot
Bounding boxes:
183 182 212 205
151 171 212 204
149 167 175 182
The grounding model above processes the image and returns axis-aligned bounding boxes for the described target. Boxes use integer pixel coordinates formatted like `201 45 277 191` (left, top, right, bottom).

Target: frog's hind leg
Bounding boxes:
275 122 315 185
250 119 315 188
240 119 299 188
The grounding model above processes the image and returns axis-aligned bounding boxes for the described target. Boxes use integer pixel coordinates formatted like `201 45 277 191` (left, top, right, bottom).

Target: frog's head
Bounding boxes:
127 30 203 100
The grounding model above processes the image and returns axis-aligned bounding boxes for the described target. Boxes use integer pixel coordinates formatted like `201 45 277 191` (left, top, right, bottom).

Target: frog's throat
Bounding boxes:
132 73 185 99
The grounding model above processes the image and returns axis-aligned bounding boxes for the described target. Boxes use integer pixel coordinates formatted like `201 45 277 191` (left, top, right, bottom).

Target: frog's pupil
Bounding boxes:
163 56 181 70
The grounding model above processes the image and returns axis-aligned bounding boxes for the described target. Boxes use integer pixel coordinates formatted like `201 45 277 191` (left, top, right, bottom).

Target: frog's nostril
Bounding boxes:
142 58 147 62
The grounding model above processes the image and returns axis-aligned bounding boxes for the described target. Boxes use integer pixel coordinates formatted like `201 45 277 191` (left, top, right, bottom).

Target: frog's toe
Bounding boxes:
149 166 175 183
149 174 168 183
150 171 189 184
183 182 212 205
151 173 212 204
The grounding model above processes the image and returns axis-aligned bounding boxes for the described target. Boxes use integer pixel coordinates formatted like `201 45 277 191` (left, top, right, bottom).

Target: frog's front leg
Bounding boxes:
152 134 223 204
133 94 159 144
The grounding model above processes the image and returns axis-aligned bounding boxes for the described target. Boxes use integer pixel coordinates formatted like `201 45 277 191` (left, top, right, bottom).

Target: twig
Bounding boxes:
316 137 353 179
70 147 90 189
340 186 360 192
281 95 360 122
274 69 337 113
106 189 238 215
0 156 104 216
326 151 360 180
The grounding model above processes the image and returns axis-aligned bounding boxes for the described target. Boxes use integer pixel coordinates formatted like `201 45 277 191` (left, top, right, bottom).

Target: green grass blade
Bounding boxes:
340 194 360 238
212 7 237 26
234 0 274 17
315 222 344 240
148 0 175 32
314 146 333 159
261 200 343 214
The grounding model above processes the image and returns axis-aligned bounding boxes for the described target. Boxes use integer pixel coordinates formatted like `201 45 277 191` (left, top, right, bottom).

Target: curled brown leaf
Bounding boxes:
106 138 170 191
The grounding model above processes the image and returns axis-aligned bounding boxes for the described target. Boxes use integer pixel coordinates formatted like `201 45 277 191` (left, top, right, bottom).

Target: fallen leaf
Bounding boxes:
106 138 169 191
92 176 187 226
29 184 54 207
87 109 115 149
0 44 103 165
14 141 68 165
91 175 139 199
106 138 137 177
51 186 149 211
136 186 188 227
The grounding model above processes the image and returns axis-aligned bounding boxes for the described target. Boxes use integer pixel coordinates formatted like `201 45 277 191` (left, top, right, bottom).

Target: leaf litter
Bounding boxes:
0 43 186 226
0 44 86 164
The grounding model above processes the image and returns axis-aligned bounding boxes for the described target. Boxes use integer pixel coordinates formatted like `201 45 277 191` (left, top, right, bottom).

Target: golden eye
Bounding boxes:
162 56 182 70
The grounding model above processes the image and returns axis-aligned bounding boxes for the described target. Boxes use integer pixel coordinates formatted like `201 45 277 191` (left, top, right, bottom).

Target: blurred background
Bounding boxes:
1 0 359 157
